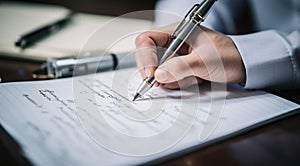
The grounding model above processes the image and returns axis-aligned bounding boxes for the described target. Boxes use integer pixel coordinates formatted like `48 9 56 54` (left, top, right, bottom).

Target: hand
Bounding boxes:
135 23 246 89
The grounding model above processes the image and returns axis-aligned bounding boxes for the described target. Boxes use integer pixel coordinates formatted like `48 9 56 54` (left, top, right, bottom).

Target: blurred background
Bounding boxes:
0 0 157 82
7 0 157 20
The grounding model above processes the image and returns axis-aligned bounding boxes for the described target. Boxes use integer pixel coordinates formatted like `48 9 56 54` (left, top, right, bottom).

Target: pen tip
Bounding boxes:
132 93 140 101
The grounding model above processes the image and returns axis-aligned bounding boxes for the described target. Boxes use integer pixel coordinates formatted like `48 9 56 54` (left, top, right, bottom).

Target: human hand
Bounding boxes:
135 23 246 89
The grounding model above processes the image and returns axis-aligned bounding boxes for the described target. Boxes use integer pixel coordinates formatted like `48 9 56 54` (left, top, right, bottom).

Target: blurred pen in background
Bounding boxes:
15 12 74 49
32 52 137 79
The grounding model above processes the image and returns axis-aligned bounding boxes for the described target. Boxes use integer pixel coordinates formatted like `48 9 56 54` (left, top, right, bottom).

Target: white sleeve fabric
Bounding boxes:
230 30 300 90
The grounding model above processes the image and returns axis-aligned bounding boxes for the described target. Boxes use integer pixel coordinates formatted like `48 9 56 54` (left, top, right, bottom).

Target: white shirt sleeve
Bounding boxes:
230 30 300 90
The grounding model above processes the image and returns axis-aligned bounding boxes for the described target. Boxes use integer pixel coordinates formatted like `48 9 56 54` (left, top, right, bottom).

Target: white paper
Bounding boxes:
0 67 299 166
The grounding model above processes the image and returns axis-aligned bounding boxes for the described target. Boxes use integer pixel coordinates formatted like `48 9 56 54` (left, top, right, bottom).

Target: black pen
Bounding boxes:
15 12 74 49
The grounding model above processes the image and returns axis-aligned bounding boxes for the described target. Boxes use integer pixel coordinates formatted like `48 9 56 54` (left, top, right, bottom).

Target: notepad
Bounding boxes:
0 67 299 165
0 1 153 61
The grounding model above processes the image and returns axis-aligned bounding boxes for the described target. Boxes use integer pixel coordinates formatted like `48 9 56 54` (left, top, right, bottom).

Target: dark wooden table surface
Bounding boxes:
0 57 299 166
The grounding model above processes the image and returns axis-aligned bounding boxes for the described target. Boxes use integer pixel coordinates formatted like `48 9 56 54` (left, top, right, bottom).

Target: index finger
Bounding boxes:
135 24 176 78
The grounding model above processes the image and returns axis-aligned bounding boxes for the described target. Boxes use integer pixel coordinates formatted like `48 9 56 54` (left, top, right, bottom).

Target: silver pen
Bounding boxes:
32 54 118 79
132 0 217 101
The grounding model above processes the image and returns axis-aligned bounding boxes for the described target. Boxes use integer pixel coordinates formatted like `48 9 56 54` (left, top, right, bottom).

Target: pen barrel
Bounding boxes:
158 0 217 65
47 54 117 78
15 12 73 48
159 20 198 65
136 77 157 97
195 0 217 20
133 0 217 100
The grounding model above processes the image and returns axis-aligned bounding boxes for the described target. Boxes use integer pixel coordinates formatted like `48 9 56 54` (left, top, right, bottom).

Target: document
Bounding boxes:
0 1 153 61
0 67 299 165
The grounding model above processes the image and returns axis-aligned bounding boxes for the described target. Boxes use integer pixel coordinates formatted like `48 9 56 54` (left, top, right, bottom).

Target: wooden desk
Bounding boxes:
0 57 42 82
0 57 299 165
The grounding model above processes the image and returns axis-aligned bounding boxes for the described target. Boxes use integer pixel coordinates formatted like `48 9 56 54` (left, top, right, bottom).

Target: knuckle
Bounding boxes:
135 31 152 46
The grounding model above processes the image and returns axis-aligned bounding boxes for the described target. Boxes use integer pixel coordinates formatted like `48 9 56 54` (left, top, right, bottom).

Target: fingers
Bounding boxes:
135 23 246 90
135 46 157 79
154 53 203 84
135 25 175 79
162 77 203 89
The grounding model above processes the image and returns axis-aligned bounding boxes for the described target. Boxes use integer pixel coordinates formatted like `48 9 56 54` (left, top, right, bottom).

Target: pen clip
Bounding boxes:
171 4 200 39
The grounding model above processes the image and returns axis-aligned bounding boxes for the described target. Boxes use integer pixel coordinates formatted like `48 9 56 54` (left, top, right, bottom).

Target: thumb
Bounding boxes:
154 55 198 84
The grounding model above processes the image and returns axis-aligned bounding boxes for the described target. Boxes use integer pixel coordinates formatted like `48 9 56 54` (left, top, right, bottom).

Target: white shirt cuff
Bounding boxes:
229 30 295 89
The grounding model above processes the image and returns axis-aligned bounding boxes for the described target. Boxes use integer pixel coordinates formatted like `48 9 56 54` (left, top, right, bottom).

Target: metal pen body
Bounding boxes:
133 20 198 100
159 20 198 65
46 54 117 78
133 0 217 101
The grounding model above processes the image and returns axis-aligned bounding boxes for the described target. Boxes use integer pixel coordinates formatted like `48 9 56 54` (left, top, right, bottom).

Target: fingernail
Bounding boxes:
145 67 150 77
155 69 168 82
